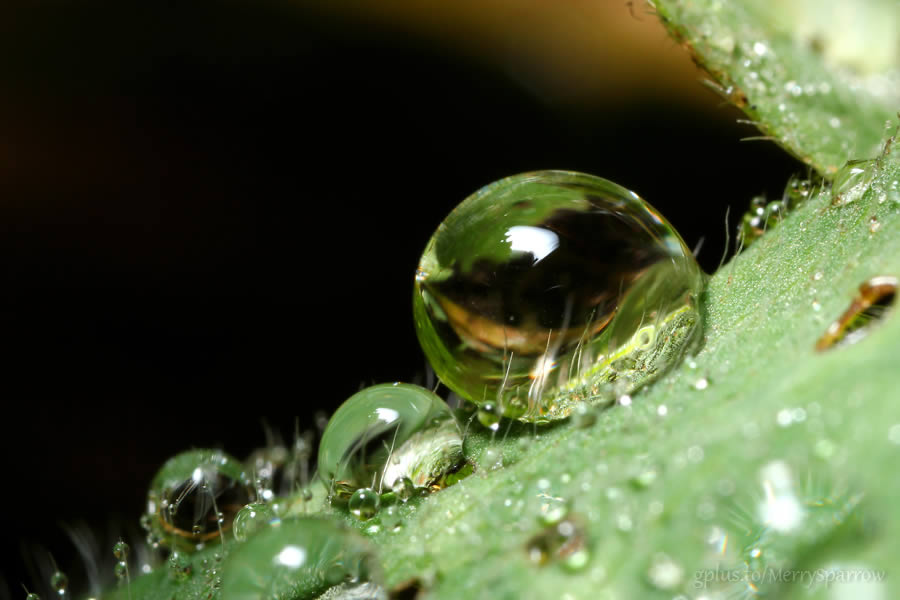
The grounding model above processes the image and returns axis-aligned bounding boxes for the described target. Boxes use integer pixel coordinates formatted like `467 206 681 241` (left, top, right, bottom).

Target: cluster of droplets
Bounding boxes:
43 170 718 600
738 174 815 247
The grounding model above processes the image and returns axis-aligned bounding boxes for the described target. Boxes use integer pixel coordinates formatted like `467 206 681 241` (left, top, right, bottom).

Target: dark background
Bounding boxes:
0 1 804 597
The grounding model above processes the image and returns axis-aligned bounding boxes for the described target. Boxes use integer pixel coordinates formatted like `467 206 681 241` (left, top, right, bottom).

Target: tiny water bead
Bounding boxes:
233 502 277 542
145 449 255 551
414 171 704 421
348 488 380 521
317 383 464 496
49 572 67 597
220 518 384 600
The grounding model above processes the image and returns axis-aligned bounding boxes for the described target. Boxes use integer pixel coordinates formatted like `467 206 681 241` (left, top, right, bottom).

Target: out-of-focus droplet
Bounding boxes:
220 518 385 600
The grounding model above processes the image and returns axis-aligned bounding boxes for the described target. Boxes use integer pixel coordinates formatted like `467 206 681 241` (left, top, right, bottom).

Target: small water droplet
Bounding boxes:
656 404 668 417
693 377 709 390
646 554 684 591
525 517 588 569
832 159 875 205
50 572 67 596
477 403 502 431
481 448 503 471
868 216 881 233
887 424 900 445
220 518 384 600
25 593 40 600
114 562 128 583
538 496 569 525
349 488 380 521
318 383 463 498
233 502 276 542
380 505 402 531
617 394 632 406
113 540 130 561
168 552 192 582
413 170 704 421
570 403 597 428
146 449 253 552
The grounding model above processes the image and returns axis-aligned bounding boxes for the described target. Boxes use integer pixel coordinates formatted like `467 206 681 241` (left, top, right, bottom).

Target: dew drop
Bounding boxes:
390 476 416 502
413 171 704 421
481 448 503 471
113 540 130 561
168 552 192 582
570 403 597 428
348 488 380 521
538 496 569 525
220 517 384 600
525 517 588 569
868 216 881 233
317 383 463 497
49 573 67 597
114 562 128 583
832 159 875 205
476 403 502 431
25 594 40 600
693 377 709 390
233 502 277 542
645 553 684 591
145 449 254 552
380 505 402 531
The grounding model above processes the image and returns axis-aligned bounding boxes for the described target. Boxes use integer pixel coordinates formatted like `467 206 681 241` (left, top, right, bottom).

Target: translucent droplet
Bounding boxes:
220 517 384 600
476 403 501 431
525 517 588 569
570 403 597 428
50 572 67 596
538 496 569 525
348 488 380 521
145 449 254 552
168 552 192 582
832 159 875 205
233 502 277 542
25 593 40 600
112 540 130 561
114 561 128 583
414 171 704 421
646 553 684 591
317 383 463 496
380 505 402 531
390 476 415 502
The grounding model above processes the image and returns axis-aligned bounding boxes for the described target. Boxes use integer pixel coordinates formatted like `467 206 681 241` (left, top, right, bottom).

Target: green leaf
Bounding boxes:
113 1 900 599
653 0 900 175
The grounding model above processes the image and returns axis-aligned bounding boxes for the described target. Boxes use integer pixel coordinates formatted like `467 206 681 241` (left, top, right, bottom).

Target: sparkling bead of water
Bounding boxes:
349 488 381 521
145 449 254 552
318 383 463 496
414 171 704 421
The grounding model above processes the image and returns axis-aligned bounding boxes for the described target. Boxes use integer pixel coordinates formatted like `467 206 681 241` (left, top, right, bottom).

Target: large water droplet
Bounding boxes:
233 502 277 542
414 171 704 421
145 449 254 551
318 383 463 497
220 518 385 600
